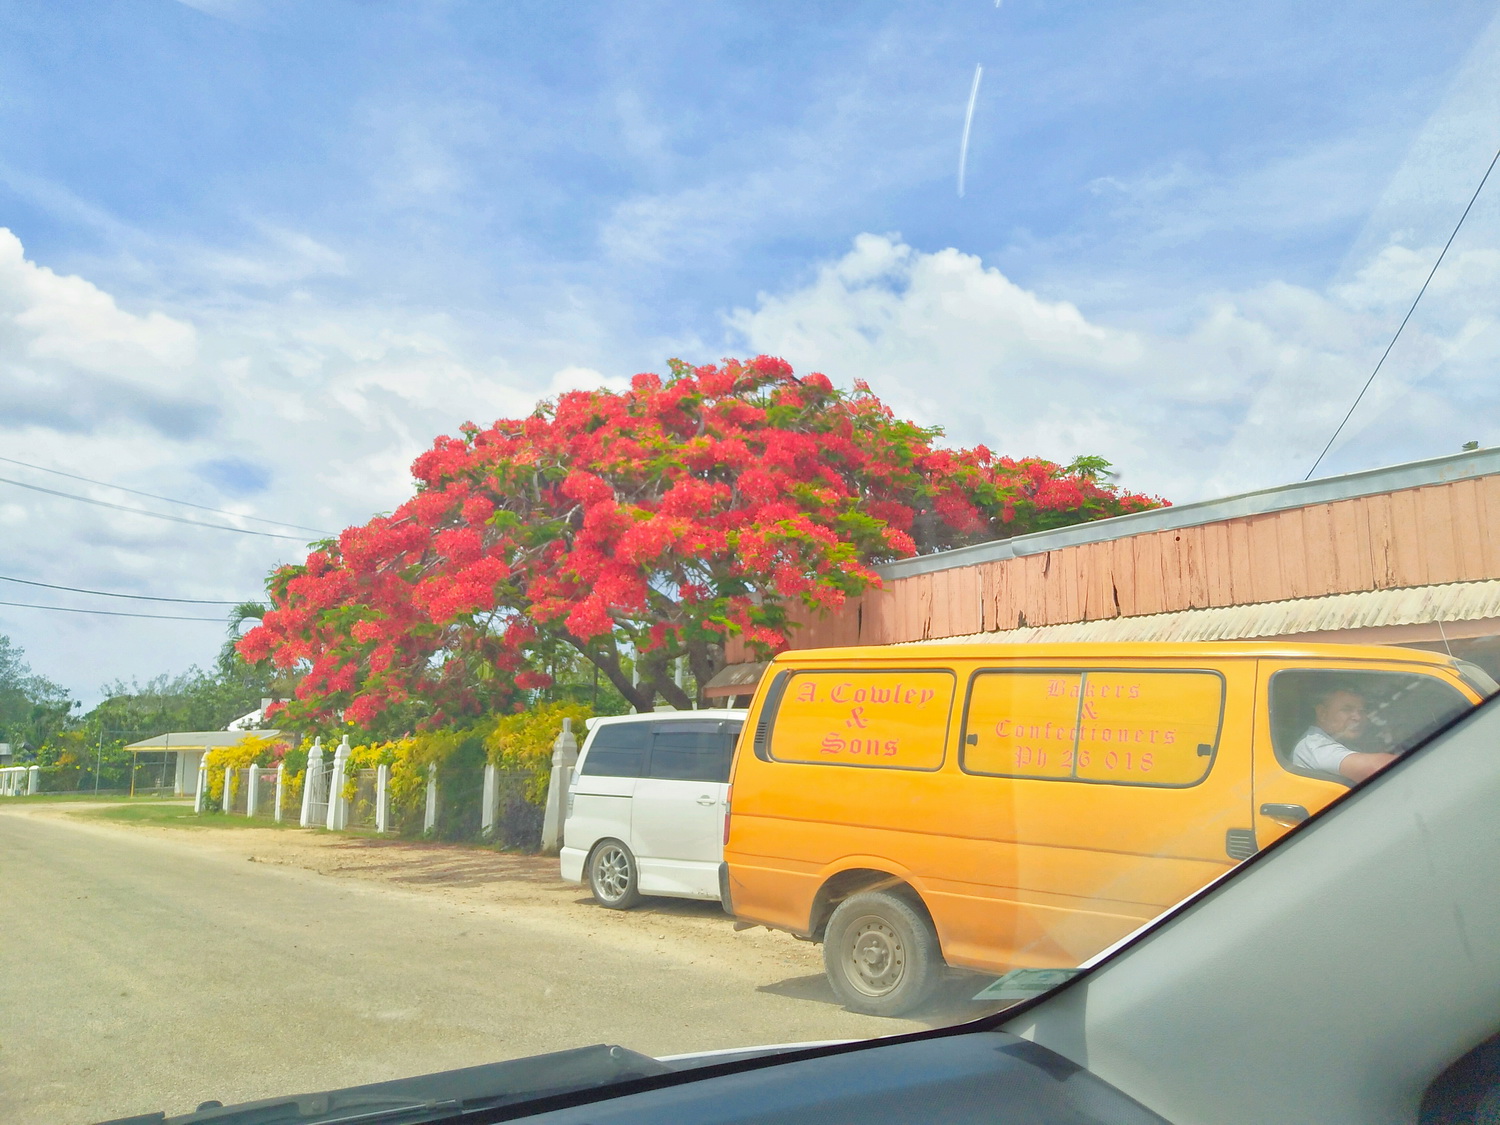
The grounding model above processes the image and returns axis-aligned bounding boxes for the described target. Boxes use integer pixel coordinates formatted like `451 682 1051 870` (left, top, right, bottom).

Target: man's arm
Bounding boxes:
1337 752 1398 783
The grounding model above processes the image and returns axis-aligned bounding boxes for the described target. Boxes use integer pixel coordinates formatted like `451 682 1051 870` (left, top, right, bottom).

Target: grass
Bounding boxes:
1 791 147 803
80 803 292 830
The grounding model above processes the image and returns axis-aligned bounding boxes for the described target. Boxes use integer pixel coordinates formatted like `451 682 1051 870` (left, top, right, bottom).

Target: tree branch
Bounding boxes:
566 633 652 712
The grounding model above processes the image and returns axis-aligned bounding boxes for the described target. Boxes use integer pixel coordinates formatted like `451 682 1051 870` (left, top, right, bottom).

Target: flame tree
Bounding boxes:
239 356 1162 729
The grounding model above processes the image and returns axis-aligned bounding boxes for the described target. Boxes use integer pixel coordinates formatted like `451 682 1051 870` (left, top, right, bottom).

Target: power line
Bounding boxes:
0 476 312 541
0 454 332 535
0 599 226 622
0 574 255 606
1306 143 1500 480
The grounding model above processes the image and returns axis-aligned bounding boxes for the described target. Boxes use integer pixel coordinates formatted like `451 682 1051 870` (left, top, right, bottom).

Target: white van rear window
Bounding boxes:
579 724 649 778
648 722 741 783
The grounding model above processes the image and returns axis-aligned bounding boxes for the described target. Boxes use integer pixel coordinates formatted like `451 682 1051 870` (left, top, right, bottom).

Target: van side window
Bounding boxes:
769 670 954 770
647 721 739 783
962 669 1224 788
578 723 648 778
1269 669 1475 784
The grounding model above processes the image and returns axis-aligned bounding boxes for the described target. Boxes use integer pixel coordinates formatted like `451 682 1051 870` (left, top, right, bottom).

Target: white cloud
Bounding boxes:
0 228 625 702
0 228 208 436
0 228 196 377
727 233 1500 501
191 225 349 288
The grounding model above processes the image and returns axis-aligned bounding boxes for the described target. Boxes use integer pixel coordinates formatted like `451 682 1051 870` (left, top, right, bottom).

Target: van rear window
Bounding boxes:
769 670 954 770
579 724 649 778
961 669 1225 787
648 722 740 783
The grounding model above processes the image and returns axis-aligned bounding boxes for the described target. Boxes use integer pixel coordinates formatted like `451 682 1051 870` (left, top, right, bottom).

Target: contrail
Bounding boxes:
958 64 983 198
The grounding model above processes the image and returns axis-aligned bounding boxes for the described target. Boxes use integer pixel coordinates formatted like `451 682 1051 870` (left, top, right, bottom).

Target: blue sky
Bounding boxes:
3 0 1500 701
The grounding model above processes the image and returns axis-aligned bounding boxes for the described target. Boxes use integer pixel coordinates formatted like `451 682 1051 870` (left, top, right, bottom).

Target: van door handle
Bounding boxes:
1259 803 1310 824
697 795 716 806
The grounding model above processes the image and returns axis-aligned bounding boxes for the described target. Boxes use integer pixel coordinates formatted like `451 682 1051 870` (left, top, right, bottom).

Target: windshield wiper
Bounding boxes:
97 1043 675 1125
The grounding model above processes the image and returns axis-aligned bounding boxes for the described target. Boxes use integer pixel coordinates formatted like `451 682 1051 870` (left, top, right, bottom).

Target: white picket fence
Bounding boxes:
3 720 580 853
194 728 570 845
194 737 410 835
0 766 40 796
194 743 393 831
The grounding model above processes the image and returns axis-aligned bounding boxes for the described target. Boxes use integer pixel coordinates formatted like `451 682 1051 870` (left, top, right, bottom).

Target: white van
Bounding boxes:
560 710 747 909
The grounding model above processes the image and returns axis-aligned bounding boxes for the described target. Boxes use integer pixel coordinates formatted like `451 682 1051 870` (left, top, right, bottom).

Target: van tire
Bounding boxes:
587 840 642 909
822 890 941 1017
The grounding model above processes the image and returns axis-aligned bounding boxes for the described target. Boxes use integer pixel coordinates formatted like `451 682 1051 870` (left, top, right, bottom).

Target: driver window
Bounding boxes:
1269 669 1475 785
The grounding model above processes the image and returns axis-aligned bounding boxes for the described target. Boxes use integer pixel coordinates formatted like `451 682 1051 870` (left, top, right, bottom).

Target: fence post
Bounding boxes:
481 762 498 839
246 764 260 818
195 761 207 813
423 762 438 834
300 738 324 828
540 718 580 855
27 765 39 796
326 735 349 831
274 763 285 823
223 766 235 813
375 763 389 834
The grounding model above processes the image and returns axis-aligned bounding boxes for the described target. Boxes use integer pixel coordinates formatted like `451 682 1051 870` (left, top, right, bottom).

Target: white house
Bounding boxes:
124 713 283 797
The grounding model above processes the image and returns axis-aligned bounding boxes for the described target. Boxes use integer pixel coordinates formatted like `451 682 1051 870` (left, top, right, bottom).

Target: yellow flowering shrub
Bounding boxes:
337 739 399 802
203 734 290 808
485 702 595 804
282 768 304 813
205 706 598 840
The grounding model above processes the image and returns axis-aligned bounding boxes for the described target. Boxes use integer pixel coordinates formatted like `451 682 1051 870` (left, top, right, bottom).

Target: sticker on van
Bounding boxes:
771 670 955 770
961 669 1225 787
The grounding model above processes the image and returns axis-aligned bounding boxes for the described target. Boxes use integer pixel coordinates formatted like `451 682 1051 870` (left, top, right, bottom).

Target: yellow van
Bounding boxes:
721 641 1495 1015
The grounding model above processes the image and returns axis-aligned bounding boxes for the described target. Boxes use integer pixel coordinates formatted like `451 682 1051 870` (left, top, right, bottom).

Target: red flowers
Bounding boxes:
239 356 1163 729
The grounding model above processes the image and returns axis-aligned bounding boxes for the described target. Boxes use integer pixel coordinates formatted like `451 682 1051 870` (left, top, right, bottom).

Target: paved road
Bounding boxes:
0 808 925 1125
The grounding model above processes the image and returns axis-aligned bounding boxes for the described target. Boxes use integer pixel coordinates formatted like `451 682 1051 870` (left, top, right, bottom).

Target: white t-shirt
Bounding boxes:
1291 726 1354 774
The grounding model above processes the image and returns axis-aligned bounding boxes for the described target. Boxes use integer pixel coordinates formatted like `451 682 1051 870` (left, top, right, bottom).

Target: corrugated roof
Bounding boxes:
703 660 770 697
125 730 282 753
914 580 1500 646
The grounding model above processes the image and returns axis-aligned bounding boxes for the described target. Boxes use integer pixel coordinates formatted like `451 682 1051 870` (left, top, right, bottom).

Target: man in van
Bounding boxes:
1292 687 1398 783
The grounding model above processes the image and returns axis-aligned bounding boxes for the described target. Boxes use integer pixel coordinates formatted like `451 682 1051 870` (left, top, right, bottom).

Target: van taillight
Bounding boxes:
723 784 733 845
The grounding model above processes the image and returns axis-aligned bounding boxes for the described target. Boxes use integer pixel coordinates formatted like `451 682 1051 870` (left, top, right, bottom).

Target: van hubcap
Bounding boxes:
844 917 906 996
593 846 631 900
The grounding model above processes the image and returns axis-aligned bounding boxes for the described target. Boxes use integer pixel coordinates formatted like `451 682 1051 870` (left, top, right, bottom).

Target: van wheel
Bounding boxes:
588 840 642 909
823 890 941 1017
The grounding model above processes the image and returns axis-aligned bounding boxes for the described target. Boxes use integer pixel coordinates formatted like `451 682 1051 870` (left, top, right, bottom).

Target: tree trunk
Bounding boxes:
685 639 721 709
637 647 694 711
573 637 653 713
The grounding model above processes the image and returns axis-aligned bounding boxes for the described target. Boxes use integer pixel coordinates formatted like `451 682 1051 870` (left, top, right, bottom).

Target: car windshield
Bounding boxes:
3 5 1500 1123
